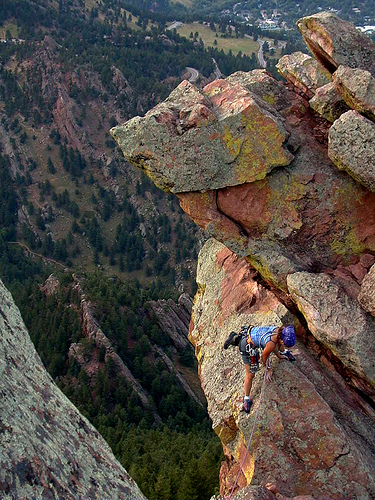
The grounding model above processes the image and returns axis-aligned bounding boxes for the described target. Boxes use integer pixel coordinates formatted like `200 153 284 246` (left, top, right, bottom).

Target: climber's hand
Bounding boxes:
265 482 279 494
265 369 272 382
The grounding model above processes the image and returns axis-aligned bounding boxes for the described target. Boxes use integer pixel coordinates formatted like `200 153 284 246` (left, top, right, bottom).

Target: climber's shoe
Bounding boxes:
283 351 296 362
242 398 253 413
223 331 240 349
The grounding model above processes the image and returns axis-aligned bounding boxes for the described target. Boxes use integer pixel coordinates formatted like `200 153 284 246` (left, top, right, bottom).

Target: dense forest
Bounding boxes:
0 150 222 498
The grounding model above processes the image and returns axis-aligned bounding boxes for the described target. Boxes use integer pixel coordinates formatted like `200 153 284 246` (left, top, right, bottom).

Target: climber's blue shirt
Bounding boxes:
249 326 278 349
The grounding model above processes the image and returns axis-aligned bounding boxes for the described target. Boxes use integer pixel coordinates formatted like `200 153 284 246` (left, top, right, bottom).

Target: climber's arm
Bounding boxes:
261 341 276 366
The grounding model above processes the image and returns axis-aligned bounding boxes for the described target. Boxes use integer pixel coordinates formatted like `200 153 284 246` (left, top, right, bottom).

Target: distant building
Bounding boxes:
258 19 279 29
357 25 375 33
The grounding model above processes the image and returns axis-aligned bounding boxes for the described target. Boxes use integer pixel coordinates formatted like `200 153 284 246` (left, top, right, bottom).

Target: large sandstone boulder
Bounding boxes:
111 79 294 193
190 240 375 499
309 82 350 122
328 110 375 191
0 278 146 500
276 51 331 98
297 12 375 75
333 65 375 121
113 68 375 292
225 70 294 112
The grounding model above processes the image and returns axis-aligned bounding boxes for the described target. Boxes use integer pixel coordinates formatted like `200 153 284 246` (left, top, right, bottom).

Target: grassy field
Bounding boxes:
174 22 259 57
170 0 193 6
0 22 19 39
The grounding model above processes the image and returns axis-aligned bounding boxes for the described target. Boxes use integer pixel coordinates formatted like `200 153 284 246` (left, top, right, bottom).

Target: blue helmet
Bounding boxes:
281 325 296 347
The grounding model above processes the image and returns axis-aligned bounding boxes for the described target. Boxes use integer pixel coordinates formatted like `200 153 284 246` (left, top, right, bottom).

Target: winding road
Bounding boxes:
257 40 267 68
186 66 199 83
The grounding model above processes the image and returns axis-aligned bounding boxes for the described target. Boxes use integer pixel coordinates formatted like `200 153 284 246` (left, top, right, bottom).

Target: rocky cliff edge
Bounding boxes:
0 277 147 500
112 12 375 499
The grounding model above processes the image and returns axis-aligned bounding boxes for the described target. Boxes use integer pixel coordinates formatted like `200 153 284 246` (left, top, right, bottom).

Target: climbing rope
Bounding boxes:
227 361 270 500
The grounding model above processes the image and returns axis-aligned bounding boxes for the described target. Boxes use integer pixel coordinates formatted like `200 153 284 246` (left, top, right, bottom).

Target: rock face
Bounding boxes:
287 271 375 386
328 110 375 191
190 239 375 499
147 293 193 349
0 278 147 500
333 65 375 120
112 11 375 499
309 82 350 122
111 79 294 193
359 264 375 316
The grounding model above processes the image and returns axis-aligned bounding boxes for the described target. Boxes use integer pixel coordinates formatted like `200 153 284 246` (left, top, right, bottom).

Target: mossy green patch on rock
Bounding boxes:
330 230 366 258
214 415 239 445
112 76 294 194
262 94 276 106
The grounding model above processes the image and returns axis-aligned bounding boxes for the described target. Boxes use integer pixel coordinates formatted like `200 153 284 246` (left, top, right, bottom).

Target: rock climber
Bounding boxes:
223 325 296 413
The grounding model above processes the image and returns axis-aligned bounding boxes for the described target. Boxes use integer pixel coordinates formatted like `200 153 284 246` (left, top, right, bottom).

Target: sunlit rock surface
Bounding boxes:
111 79 294 194
192 240 375 499
0 278 147 500
276 51 331 98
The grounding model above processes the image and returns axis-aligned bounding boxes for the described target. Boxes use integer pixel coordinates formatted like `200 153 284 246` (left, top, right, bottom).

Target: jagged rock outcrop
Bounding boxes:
296 12 375 75
39 273 60 296
147 294 206 405
69 279 162 424
287 271 375 387
111 79 295 194
191 240 375 499
0 278 147 499
147 293 193 349
112 11 375 499
333 66 375 120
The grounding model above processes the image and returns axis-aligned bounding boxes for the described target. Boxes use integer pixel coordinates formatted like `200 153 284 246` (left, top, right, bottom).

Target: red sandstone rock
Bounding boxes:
112 78 294 194
190 239 375 499
110 12 375 498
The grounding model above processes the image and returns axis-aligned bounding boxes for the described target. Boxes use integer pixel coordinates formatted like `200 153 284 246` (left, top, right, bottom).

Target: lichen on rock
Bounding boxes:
111 78 294 194
190 240 375 498
328 110 375 191
297 12 375 75
333 65 375 121
276 51 332 98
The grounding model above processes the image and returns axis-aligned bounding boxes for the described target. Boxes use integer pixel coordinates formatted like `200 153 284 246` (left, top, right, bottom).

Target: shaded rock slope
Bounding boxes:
0 278 147 499
112 11 375 499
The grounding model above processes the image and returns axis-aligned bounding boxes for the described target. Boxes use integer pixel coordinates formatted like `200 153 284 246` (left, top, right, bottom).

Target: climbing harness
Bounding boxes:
245 344 259 373
227 361 270 500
